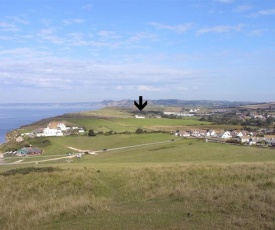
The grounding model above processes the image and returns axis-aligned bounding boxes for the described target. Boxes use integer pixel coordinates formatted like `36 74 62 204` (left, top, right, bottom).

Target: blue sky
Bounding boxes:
0 0 274 103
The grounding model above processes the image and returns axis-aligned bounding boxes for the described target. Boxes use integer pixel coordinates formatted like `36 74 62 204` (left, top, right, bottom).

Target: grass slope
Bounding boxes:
0 139 275 229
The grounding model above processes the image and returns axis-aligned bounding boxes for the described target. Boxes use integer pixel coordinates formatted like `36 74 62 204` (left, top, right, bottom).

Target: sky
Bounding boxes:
0 0 274 103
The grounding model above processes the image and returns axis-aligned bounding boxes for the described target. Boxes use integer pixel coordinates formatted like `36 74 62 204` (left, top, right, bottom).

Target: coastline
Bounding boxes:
0 103 103 144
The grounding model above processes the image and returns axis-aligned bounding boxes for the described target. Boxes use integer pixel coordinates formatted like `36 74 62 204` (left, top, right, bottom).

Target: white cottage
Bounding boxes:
220 131 232 139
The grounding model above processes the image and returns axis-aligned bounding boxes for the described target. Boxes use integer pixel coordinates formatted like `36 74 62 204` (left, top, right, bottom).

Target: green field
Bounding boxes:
67 117 211 133
43 133 177 155
1 135 275 230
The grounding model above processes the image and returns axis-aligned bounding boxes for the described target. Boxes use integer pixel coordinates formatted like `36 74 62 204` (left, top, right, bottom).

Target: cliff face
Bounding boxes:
5 130 19 142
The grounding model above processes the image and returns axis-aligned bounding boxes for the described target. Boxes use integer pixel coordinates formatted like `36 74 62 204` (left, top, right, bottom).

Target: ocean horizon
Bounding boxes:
0 103 103 144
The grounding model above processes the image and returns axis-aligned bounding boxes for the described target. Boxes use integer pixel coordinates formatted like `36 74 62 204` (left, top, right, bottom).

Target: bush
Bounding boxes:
135 128 143 134
88 129 96 136
226 139 240 144
0 167 62 176
104 131 113 136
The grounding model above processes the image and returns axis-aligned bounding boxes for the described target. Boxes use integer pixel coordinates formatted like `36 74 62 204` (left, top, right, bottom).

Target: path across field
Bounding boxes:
0 139 177 165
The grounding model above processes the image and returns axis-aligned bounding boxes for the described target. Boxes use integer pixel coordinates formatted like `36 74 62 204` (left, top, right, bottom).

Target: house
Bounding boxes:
163 112 194 117
248 137 265 145
190 129 200 137
219 131 232 139
236 131 244 137
16 147 42 156
135 115 145 119
238 136 260 145
265 129 274 135
41 126 63 136
205 130 217 137
35 122 69 137
199 130 207 137
175 131 190 137
78 129 85 134
265 138 275 146
238 135 250 144
48 122 70 131
189 109 199 113
231 130 247 138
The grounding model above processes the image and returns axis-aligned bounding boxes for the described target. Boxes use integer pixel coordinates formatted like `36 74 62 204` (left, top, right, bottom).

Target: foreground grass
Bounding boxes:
1 137 275 229
0 163 274 230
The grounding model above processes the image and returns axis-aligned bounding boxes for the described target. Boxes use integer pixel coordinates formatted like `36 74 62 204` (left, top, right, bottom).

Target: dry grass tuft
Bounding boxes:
0 163 275 229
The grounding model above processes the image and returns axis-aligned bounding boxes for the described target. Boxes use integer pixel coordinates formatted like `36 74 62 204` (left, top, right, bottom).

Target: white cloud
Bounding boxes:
35 27 124 48
214 0 234 3
116 85 123 90
0 49 199 92
39 34 65 44
137 85 165 92
68 32 83 38
128 32 158 42
63 18 85 25
149 22 193 33
251 8 275 17
0 48 51 59
82 4 93 11
40 19 52 27
233 5 252 13
248 29 267 36
39 28 55 35
116 84 167 92
97 30 121 39
197 24 245 34
0 22 19 32
5 16 29 25
0 35 13 41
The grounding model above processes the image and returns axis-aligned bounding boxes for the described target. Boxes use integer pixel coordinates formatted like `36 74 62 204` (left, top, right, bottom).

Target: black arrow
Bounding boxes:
134 96 147 111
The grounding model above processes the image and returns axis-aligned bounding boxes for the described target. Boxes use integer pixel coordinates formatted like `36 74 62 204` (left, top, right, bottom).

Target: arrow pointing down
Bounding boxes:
134 96 147 111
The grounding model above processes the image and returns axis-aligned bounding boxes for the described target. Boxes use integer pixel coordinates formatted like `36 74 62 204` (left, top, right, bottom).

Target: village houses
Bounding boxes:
175 128 275 147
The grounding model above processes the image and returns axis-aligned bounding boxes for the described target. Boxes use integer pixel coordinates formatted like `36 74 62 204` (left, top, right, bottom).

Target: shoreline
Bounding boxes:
0 104 103 145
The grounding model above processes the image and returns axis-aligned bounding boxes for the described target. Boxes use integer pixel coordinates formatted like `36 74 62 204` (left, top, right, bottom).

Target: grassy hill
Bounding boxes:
1 137 275 229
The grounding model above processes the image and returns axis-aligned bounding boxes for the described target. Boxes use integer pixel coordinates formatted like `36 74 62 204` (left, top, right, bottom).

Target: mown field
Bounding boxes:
3 133 177 160
67 117 212 133
1 137 275 230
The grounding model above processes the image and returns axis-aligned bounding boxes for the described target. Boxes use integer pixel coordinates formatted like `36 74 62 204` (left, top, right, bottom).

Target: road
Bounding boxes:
94 139 177 153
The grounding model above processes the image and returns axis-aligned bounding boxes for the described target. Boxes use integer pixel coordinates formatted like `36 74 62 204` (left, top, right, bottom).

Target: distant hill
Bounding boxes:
238 102 275 110
101 99 258 108
1 100 269 110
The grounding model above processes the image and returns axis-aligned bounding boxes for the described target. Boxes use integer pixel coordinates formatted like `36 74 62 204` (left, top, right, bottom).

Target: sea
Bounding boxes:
0 103 103 144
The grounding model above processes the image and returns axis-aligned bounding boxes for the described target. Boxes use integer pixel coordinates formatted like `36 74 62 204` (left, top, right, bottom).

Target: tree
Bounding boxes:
266 116 274 125
88 129 96 136
135 128 143 134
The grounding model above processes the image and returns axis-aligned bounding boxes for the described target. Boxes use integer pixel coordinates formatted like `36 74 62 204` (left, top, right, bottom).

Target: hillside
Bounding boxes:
238 102 275 110
102 99 257 108
0 138 275 229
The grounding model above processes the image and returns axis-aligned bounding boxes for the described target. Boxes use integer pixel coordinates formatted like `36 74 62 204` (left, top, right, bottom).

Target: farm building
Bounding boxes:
16 147 43 156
